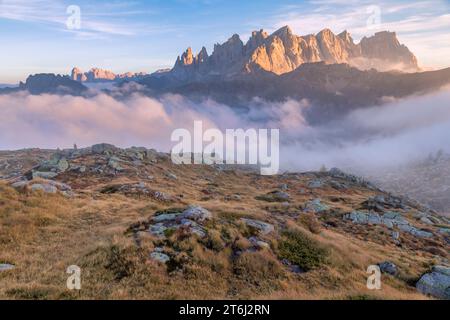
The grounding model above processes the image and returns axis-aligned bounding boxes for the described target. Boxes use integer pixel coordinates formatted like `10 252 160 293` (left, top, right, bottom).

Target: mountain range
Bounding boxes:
66 26 419 84
1 26 449 124
168 26 419 81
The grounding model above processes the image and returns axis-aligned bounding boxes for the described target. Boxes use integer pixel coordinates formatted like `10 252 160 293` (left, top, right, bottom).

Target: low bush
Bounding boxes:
278 229 328 271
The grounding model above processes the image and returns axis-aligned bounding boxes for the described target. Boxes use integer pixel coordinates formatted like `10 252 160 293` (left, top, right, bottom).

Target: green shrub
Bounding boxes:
164 227 176 238
278 230 328 271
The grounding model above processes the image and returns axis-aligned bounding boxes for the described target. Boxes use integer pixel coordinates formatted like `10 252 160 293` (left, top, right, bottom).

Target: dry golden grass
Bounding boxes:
0 159 446 300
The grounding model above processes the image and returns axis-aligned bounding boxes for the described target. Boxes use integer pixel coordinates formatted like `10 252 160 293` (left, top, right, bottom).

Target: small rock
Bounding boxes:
329 180 349 190
420 217 434 225
392 231 400 240
378 261 398 275
225 194 241 201
11 181 28 189
166 172 177 180
289 265 305 274
152 191 173 202
241 218 274 235
308 179 323 189
0 264 15 272
304 198 329 213
150 251 170 263
180 219 207 238
256 191 290 202
149 223 168 237
31 183 57 193
181 205 212 222
248 237 270 249
30 171 59 179
57 158 69 172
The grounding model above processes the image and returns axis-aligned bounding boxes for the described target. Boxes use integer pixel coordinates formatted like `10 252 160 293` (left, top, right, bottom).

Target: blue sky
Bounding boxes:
0 0 449 83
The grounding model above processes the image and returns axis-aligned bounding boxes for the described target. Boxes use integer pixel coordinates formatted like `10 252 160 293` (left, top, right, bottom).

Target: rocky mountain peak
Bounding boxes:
71 67 87 82
317 28 334 39
337 30 354 43
246 29 269 54
196 47 209 63
176 47 195 67
272 25 293 37
360 31 418 70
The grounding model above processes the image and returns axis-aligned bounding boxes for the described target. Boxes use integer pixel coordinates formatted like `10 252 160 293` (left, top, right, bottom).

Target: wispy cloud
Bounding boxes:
0 0 164 38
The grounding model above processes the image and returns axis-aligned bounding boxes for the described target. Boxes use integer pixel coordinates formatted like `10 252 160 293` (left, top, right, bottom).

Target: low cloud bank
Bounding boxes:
0 86 449 173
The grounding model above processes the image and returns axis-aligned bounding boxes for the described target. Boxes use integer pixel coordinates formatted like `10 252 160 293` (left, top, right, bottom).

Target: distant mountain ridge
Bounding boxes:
0 74 87 95
169 26 419 80
143 62 450 124
71 67 148 83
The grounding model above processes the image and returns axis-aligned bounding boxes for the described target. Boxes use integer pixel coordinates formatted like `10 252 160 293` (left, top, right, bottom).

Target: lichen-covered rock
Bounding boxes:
149 223 168 237
108 156 124 171
181 206 212 222
153 213 179 223
30 171 59 179
416 265 450 299
150 251 170 263
378 261 398 275
165 172 178 180
256 190 290 202
397 224 433 238
308 180 323 189
343 210 434 238
31 183 58 193
0 264 15 272
304 198 329 213
241 218 274 235
248 237 270 249
11 180 28 189
180 219 206 237
420 216 434 225
91 143 117 154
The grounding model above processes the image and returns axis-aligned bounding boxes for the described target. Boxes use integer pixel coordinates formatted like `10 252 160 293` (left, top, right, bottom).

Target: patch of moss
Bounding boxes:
278 230 328 271
164 227 177 238
154 207 185 215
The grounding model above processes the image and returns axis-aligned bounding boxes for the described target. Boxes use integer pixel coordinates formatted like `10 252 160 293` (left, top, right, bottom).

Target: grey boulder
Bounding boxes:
378 261 398 275
416 265 450 299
